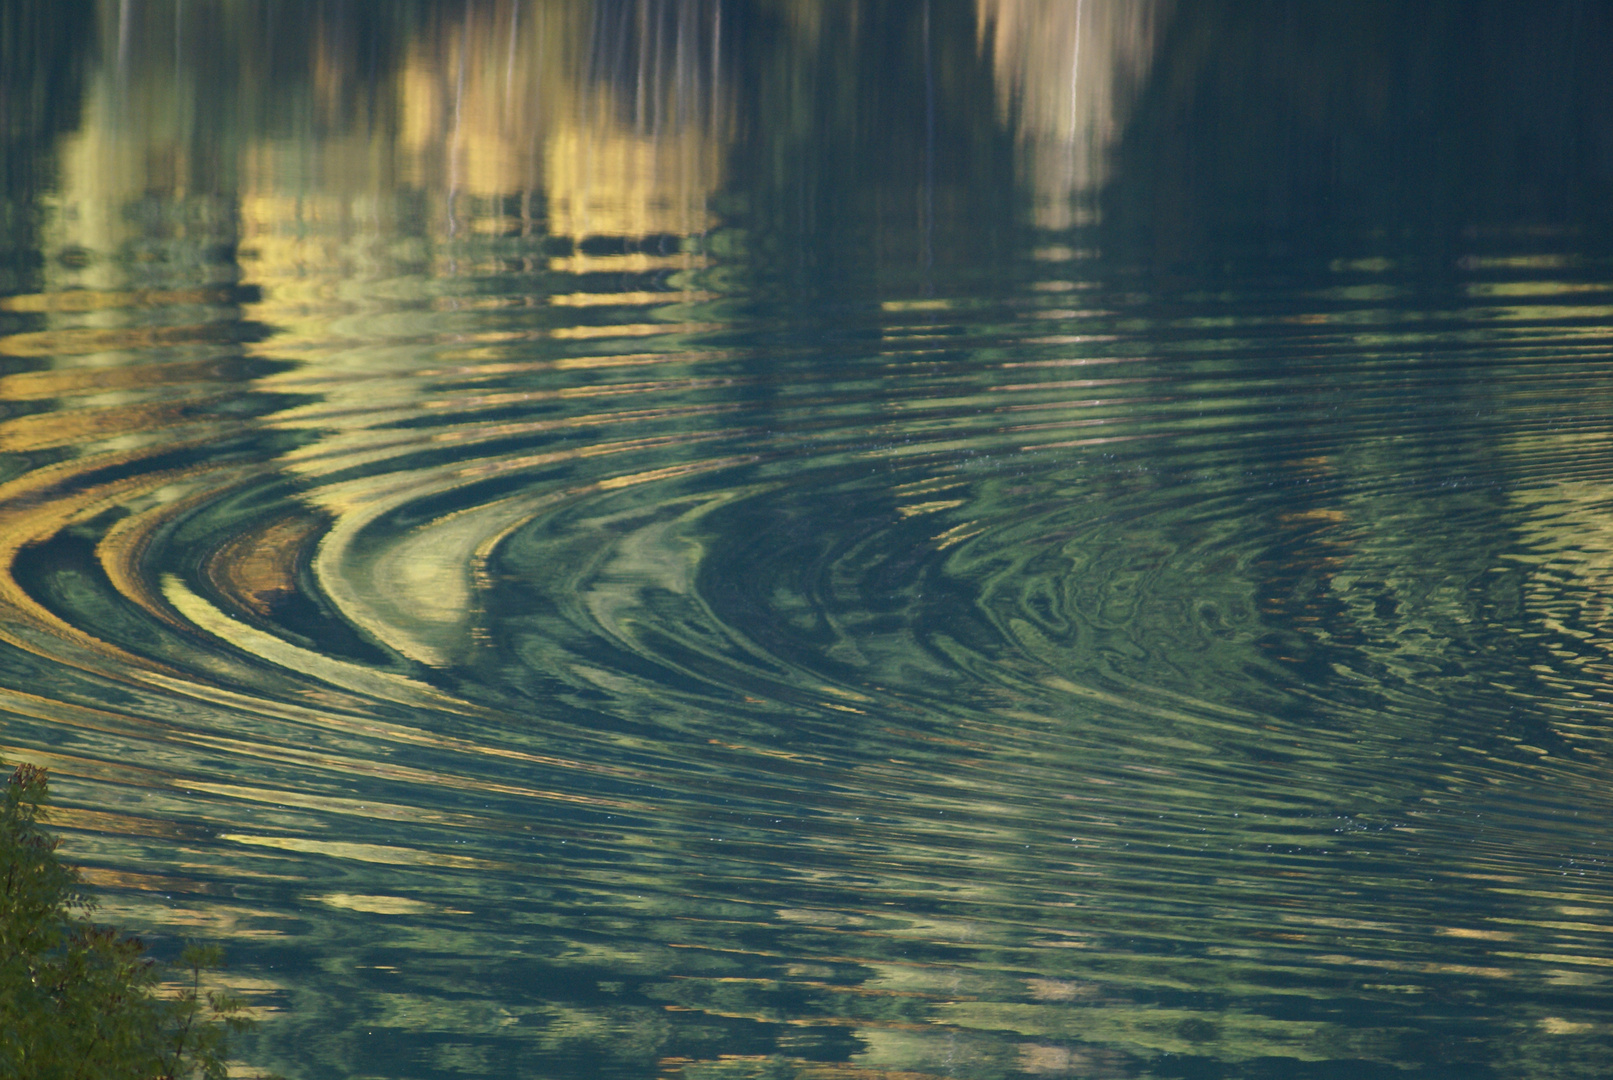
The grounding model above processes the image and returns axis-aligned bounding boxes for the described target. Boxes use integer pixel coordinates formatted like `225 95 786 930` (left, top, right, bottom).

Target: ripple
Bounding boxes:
1 198 1611 1079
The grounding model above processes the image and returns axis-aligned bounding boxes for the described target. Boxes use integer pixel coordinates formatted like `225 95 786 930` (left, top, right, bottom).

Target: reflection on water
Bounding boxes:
3 3 1613 1079
978 0 1168 229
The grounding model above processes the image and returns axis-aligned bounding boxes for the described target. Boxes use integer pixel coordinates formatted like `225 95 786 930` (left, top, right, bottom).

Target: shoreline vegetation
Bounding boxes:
0 760 262 1080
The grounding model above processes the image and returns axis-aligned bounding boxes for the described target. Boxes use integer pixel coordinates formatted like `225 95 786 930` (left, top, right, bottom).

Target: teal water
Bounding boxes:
3 3 1613 1078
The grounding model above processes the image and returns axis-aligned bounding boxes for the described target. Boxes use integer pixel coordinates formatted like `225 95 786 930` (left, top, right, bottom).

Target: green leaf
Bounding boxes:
0 760 257 1080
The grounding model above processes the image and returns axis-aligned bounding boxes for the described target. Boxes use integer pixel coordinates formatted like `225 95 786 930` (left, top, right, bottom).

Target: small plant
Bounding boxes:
0 760 256 1080
161 944 254 1080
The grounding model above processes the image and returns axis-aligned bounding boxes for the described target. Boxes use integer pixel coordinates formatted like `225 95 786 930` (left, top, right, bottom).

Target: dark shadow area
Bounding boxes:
1103 0 1613 271
722 0 1020 301
0 1 96 199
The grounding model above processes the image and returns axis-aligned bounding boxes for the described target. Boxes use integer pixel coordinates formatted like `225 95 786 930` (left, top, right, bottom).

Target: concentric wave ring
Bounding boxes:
3 210 1612 1076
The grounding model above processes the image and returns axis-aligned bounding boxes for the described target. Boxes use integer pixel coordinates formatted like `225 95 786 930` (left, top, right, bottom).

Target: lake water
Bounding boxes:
3 3 1613 1077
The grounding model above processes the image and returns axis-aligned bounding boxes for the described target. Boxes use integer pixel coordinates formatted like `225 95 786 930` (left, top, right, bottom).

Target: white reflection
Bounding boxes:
978 0 1170 228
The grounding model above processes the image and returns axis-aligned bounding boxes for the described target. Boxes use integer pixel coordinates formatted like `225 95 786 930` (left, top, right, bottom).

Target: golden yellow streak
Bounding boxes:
0 286 238 313
549 253 708 274
551 290 717 307
312 893 438 915
219 833 503 870
0 447 223 679
161 573 463 708
0 323 239 357
0 357 228 401
550 321 723 340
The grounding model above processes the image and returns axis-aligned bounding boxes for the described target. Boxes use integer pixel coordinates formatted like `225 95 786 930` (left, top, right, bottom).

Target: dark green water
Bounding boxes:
3 3 1613 1077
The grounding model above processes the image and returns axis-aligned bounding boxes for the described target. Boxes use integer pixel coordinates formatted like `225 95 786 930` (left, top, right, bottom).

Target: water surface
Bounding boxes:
2 3 1612 1078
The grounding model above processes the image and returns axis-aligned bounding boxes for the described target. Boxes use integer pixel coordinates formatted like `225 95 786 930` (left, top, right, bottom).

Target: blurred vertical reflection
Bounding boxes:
388 0 729 239
1097 1 1613 265
47 0 731 262
557 1 729 239
977 0 1168 228
24 0 734 661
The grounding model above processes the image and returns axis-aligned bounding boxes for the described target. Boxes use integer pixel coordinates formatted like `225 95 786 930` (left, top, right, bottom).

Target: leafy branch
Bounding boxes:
0 760 266 1080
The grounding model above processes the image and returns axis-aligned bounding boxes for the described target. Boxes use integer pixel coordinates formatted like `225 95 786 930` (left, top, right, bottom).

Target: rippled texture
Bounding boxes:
4 3 1613 1079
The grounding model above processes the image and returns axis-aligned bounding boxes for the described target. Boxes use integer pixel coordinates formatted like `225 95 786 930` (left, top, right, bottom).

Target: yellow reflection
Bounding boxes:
10 0 737 688
977 0 1170 228
550 320 723 339
160 572 461 707
549 251 709 274
545 110 724 240
0 287 238 314
40 0 730 317
552 290 717 307
225 2 732 677
392 0 728 238
220 833 501 870
314 893 438 915
1540 1017 1599 1034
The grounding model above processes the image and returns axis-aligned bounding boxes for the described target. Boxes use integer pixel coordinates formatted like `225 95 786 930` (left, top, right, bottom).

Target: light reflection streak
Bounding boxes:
977 0 1169 227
